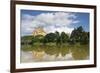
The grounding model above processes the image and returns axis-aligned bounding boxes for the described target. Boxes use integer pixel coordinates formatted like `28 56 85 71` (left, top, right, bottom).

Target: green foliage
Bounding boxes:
55 31 60 45
70 26 89 45
21 26 89 46
43 33 57 44
80 32 89 44
61 32 69 43
33 35 44 42
21 36 33 45
42 31 69 45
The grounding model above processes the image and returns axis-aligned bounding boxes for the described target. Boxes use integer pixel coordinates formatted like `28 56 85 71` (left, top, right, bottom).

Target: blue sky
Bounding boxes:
21 10 89 36
70 13 89 31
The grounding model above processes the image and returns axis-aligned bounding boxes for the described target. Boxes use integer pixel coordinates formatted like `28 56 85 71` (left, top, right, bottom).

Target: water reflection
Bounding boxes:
21 45 89 62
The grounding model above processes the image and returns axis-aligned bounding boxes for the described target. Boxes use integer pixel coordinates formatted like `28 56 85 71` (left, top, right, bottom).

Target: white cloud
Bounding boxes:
44 26 73 34
21 12 79 36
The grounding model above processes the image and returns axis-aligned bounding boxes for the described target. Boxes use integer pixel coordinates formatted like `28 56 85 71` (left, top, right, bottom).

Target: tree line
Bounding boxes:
21 26 89 45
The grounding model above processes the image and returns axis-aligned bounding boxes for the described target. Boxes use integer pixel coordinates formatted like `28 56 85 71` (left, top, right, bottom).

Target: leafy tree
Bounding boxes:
21 36 33 45
31 36 35 45
70 26 89 45
55 31 60 45
61 32 69 43
43 33 57 43
80 32 89 44
70 28 77 44
77 26 83 33
35 35 44 42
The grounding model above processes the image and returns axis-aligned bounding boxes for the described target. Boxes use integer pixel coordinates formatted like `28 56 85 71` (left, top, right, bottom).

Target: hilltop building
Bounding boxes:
32 27 46 36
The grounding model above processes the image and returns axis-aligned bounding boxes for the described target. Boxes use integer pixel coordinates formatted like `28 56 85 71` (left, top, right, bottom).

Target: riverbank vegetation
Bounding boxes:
21 26 89 60
21 26 89 46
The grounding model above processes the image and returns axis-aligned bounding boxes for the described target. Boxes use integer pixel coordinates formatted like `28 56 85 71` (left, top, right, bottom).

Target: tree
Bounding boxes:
61 32 69 43
21 36 33 45
35 35 44 43
70 26 89 45
43 33 57 43
80 32 89 44
55 31 60 45
77 26 83 33
31 36 35 45
70 28 77 44
70 26 82 44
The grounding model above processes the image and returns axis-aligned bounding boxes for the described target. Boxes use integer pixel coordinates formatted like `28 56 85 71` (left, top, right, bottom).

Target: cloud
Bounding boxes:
21 12 79 36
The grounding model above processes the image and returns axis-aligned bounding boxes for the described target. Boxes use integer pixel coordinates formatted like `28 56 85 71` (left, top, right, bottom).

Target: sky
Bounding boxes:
21 10 89 36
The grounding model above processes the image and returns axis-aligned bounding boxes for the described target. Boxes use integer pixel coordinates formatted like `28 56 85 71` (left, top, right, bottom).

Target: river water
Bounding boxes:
21 45 89 63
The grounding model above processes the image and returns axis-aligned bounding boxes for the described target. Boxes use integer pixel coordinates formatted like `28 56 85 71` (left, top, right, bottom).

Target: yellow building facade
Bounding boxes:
32 27 46 36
